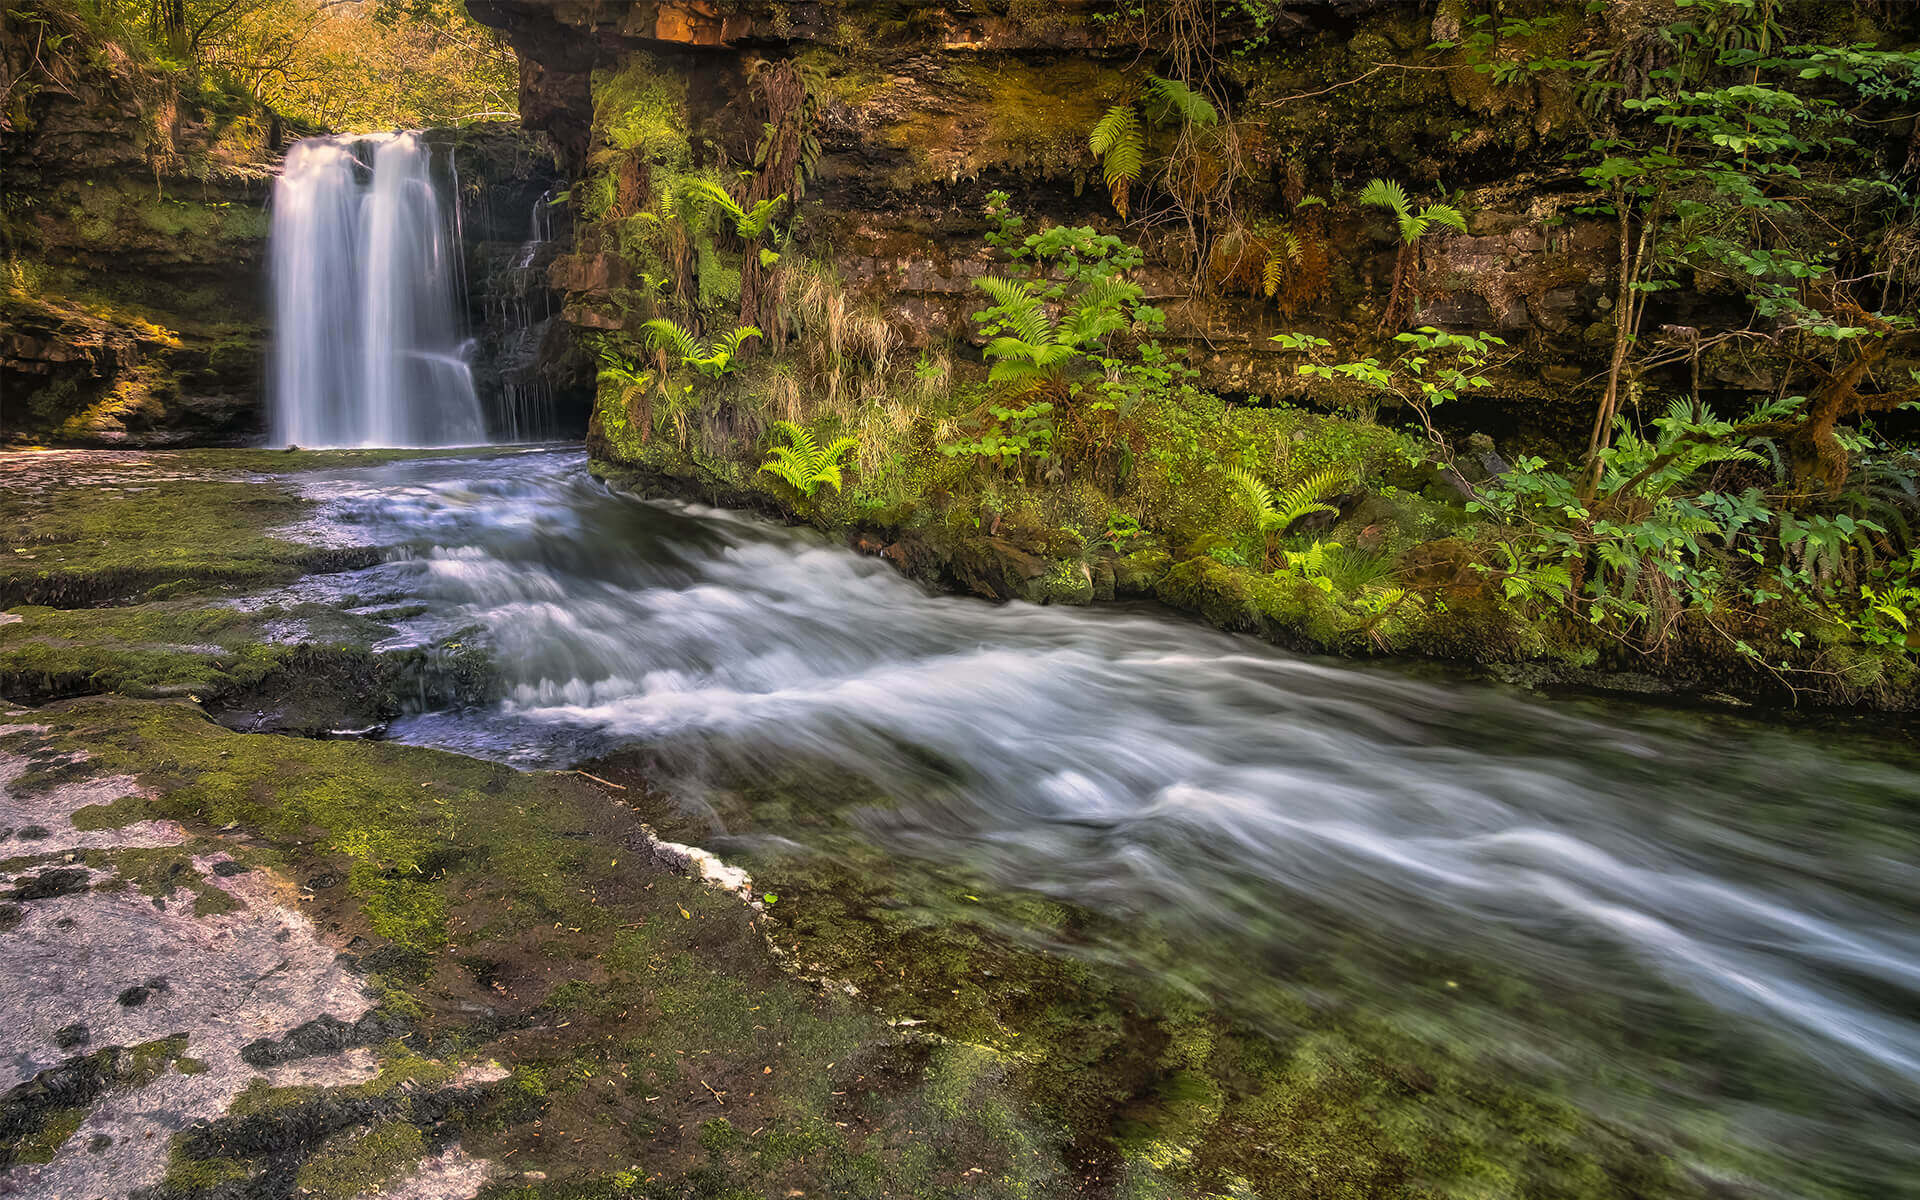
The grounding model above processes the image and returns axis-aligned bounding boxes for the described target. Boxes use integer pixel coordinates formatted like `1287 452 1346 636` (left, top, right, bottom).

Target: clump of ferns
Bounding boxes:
637 318 767 451
1355 178 1467 331
759 420 858 501
679 176 788 339
964 272 1150 487
1226 466 1351 570
1837 445 1920 564
1278 539 1424 650
1736 424 1917 590
640 318 762 380
1209 210 1332 319
1575 400 1767 621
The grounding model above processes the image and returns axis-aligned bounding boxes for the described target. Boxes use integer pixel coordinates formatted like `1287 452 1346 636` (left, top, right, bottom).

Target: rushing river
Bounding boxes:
273 448 1917 1196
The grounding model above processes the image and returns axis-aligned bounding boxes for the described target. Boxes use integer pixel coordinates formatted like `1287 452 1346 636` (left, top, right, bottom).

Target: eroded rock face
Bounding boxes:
0 5 275 447
466 0 1624 406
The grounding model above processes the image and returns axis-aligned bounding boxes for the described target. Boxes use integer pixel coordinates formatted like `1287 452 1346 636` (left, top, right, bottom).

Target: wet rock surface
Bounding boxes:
0 728 375 1197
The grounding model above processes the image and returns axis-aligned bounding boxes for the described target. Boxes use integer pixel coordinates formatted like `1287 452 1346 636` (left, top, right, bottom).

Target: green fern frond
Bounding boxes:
1357 178 1411 221
983 338 1080 384
1227 466 1279 530
1418 203 1467 235
770 419 816 459
1144 75 1219 128
640 318 699 362
1270 468 1350 530
740 195 785 240
976 276 1055 347
1090 104 1144 217
715 325 764 361
683 178 748 225
759 422 859 497
1060 286 1134 346
1090 103 1139 158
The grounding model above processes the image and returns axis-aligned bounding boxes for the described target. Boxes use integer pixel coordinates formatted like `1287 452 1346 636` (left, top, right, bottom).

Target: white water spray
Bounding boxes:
269 133 486 448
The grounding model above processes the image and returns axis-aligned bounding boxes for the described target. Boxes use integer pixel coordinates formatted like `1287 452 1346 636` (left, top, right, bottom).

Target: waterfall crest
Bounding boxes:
269 133 486 448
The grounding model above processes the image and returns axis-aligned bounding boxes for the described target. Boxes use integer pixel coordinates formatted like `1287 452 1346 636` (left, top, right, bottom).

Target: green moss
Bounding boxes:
80 845 239 916
294 1120 426 1200
593 56 692 166
1 602 303 702
876 59 1125 185
0 468 338 607
124 1034 194 1087
10 1105 84 1163
164 1150 250 1191
70 793 158 830
137 197 219 239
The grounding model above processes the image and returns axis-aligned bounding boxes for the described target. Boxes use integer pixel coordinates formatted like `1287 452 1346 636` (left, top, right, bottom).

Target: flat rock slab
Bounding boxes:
0 734 380 1198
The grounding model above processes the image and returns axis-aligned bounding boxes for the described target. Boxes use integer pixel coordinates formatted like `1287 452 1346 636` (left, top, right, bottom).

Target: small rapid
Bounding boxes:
282 449 1919 1193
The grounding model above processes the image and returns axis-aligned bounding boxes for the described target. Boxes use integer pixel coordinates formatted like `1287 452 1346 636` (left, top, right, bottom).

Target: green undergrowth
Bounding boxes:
587 347 1917 705
589 367 1550 662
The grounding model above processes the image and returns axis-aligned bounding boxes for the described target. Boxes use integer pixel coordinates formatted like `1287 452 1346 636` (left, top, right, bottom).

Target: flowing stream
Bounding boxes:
273 448 1918 1195
269 134 486 448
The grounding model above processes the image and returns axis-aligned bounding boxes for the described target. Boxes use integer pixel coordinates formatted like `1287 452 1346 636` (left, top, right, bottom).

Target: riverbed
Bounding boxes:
5 445 1918 1199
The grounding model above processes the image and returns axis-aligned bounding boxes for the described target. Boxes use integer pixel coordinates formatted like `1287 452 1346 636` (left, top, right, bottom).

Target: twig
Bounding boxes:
700 1080 726 1104
572 770 627 791
1263 61 1454 107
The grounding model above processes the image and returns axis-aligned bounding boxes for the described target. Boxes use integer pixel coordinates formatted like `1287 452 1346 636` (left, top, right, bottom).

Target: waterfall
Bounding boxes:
269 133 487 448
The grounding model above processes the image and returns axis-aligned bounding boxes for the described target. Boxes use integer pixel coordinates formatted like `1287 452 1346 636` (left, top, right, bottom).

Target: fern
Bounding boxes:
1090 103 1144 217
974 276 1091 386
1282 541 1398 598
760 420 858 497
1357 178 1411 224
1261 256 1284 298
641 318 763 378
1088 75 1215 219
1270 468 1350 529
1359 178 1466 245
1228 466 1348 566
976 276 1054 347
640 317 699 363
682 178 786 241
1417 202 1468 236
1144 75 1219 128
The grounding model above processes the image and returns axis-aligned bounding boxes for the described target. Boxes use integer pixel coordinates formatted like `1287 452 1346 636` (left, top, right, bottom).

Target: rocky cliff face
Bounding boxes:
431 126 595 442
1 3 280 445
467 0 1633 415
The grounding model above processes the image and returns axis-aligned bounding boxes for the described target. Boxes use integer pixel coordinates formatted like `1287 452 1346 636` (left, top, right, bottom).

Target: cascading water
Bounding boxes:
487 189 560 442
268 133 487 448
240 448 1920 1195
